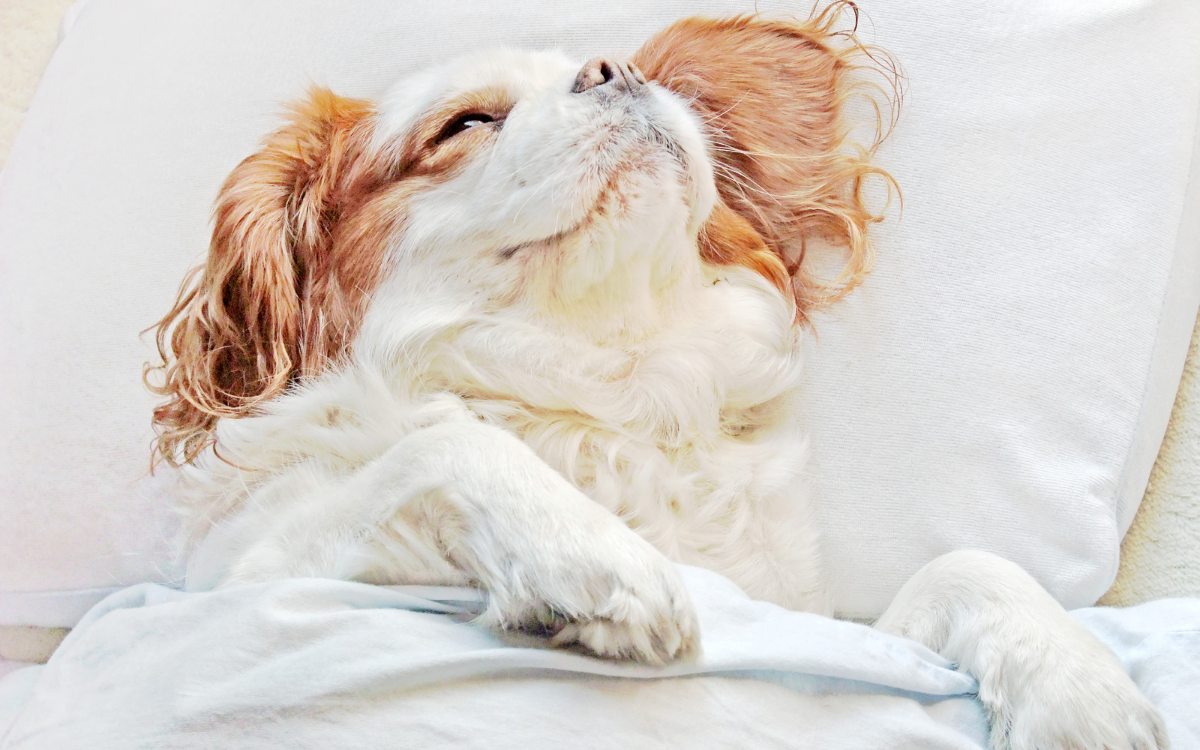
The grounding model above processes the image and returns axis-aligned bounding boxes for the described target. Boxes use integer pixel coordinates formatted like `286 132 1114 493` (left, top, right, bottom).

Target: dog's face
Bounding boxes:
375 48 713 257
365 49 716 331
149 13 895 465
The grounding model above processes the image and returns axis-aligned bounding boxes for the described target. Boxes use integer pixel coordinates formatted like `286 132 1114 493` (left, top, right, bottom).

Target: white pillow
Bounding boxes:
1 0 1197 625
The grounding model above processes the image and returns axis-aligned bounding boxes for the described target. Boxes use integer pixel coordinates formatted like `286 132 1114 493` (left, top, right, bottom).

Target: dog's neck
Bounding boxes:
355 244 799 448
518 217 707 347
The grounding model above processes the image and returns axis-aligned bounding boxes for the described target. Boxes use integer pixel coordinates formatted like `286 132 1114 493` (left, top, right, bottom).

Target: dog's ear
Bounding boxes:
147 87 381 467
633 6 899 319
698 201 791 297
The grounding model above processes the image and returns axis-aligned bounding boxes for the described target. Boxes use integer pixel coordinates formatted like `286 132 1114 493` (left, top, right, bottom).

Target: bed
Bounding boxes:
2 0 1199 746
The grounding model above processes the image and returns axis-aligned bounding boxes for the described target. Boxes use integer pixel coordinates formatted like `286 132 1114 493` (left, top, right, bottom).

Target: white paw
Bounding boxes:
982 631 1168 750
874 551 1169 750
477 527 700 666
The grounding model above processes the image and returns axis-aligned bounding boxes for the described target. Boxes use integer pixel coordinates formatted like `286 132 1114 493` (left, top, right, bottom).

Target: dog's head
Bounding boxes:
149 8 897 466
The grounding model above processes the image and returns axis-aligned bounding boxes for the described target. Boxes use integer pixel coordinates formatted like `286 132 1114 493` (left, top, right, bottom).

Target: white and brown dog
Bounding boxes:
148 8 1167 750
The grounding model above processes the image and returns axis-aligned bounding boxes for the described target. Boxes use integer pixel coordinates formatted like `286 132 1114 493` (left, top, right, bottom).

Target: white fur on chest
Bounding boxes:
187 265 826 611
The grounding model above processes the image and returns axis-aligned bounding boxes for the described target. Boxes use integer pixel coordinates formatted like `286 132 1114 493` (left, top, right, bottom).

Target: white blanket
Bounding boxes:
1 566 1197 749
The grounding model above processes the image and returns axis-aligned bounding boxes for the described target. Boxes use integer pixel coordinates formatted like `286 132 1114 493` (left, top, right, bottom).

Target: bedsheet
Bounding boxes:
0 566 1196 749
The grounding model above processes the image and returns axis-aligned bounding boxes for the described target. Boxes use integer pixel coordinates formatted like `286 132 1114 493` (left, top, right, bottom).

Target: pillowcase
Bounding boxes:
1 0 1198 624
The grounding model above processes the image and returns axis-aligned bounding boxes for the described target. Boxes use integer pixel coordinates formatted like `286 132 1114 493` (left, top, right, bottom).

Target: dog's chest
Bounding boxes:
497 398 826 611
503 393 812 563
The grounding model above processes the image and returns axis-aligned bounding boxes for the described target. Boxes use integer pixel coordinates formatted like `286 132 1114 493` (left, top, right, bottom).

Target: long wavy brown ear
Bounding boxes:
146 87 383 467
633 3 900 320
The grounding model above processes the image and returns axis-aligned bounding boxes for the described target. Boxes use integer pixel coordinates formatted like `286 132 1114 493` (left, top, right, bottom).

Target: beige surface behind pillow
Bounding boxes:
0 1 1195 668
0 0 77 168
1101 315 1200 605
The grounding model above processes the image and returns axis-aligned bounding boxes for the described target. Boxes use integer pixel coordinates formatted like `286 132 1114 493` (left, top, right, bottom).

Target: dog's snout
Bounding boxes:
571 57 647 95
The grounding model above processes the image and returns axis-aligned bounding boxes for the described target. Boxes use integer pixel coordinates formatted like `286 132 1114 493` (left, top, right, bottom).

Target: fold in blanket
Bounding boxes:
0 566 1196 749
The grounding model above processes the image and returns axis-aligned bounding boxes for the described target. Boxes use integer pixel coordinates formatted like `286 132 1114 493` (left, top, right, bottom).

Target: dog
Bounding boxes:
147 7 1167 749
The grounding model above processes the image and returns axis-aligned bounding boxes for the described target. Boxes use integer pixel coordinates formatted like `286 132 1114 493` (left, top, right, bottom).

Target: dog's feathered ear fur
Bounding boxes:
698 201 792 295
147 87 382 467
632 4 899 318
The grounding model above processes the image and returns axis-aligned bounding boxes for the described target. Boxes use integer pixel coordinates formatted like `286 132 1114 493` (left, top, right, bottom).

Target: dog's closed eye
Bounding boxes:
436 112 500 143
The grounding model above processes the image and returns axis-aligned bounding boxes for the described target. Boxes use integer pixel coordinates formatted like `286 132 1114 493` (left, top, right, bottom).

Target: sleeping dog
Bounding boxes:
147 8 1166 749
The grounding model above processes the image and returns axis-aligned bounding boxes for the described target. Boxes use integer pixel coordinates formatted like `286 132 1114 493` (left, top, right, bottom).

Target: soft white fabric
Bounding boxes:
0 590 119 630
0 566 1197 749
0 666 38 737
1 0 1199 625
0 664 34 683
793 0 1200 615
1070 601 1200 747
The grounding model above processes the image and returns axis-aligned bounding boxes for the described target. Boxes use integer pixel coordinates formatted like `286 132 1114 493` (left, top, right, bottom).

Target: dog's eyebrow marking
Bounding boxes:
410 87 516 151
387 86 518 180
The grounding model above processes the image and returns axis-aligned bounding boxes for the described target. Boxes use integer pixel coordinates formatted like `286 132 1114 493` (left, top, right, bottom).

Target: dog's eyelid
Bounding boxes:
434 111 502 144
426 87 515 147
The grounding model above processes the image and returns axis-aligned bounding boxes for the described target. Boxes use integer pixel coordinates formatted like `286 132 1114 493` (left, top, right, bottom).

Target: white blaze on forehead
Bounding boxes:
374 48 580 147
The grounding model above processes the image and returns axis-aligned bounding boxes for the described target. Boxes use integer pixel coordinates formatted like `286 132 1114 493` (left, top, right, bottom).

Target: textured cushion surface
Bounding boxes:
1 0 1198 622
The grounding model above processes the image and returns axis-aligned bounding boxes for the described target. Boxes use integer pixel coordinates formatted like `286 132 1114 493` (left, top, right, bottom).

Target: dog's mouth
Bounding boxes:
493 160 636 261
498 221 587 259
497 126 688 261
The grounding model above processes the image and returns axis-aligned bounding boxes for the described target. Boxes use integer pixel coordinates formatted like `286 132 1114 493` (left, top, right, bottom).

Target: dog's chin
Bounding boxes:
499 147 697 262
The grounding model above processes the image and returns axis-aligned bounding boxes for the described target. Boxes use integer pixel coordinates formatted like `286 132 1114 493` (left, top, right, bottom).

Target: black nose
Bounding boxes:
571 56 648 94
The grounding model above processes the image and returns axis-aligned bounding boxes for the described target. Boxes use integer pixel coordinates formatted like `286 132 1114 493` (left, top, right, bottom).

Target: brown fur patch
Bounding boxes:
146 88 394 466
147 82 515 467
633 4 900 320
699 201 791 295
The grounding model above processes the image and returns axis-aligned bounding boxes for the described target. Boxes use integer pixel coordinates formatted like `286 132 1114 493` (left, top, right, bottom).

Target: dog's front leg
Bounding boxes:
224 419 698 665
875 550 1167 750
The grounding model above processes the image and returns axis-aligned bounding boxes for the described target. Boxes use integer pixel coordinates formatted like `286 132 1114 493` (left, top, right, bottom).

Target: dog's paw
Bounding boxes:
477 528 700 666
544 570 699 665
982 631 1168 750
